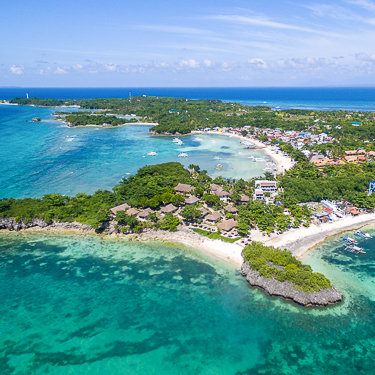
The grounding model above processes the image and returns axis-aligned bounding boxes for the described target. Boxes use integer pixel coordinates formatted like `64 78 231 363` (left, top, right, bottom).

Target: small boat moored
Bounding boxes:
345 245 366 254
178 152 189 158
354 230 372 239
340 236 358 245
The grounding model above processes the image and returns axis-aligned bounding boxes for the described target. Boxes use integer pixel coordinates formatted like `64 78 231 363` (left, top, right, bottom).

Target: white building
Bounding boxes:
255 180 277 193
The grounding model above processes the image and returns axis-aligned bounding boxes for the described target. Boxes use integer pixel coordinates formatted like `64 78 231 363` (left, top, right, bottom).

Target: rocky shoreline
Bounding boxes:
0 218 92 233
240 261 343 306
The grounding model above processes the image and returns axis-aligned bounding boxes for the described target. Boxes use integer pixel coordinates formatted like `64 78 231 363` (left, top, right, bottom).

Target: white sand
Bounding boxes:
249 213 375 259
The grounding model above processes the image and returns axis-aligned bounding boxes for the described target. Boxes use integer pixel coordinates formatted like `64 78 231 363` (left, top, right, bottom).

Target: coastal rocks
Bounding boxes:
240 261 343 306
0 218 91 232
0 218 48 231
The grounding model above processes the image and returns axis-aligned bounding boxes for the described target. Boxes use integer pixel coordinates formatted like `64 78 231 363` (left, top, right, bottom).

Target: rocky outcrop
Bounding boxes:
241 261 343 306
0 218 92 232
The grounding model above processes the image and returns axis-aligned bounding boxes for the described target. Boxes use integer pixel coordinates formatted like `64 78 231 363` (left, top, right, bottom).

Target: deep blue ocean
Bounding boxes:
1 87 375 374
1 86 375 111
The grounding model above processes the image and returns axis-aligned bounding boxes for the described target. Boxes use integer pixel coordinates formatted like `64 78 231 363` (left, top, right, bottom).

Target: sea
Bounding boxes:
1 87 375 374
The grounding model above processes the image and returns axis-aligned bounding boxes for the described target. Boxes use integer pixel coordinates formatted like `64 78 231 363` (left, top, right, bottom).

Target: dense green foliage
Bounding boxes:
279 160 375 207
63 113 137 126
0 162 196 231
243 242 332 293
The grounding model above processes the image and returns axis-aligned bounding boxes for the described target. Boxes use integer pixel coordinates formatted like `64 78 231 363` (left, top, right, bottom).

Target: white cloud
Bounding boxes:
55 67 67 74
10 65 24 75
179 59 200 68
105 63 117 71
344 0 375 12
203 59 214 67
153 61 169 68
209 15 339 37
355 52 375 61
248 58 267 69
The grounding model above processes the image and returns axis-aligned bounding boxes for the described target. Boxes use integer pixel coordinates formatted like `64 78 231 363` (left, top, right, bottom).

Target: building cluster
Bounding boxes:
109 180 278 238
309 149 375 168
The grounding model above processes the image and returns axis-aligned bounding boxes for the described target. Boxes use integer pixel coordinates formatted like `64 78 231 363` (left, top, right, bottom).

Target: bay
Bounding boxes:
0 104 267 199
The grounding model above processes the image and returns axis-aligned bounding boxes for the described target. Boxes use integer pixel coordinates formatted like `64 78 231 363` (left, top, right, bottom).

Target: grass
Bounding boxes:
192 228 242 243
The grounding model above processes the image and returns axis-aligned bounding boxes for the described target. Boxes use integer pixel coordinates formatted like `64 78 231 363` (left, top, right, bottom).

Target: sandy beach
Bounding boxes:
249 212 375 258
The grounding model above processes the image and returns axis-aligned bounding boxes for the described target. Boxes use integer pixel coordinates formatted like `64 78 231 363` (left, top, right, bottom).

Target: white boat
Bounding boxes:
172 137 181 143
237 152 243 155
194 137 203 141
210 140 216 143
147 151 158 156
254 157 266 162
263 167 273 172
214 156 221 160
266 162 276 167
178 152 189 158
354 230 372 239
248 156 255 160
176 140 184 145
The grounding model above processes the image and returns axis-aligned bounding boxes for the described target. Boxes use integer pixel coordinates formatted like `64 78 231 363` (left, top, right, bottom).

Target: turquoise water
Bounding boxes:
3 89 375 374
1 232 375 374
0 105 267 199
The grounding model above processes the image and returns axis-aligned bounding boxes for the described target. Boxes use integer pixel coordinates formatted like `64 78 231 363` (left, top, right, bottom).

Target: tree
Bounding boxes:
241 130 248 137
157 213 180 232
181 205 201 221
203 193 220 206
236 221 250 236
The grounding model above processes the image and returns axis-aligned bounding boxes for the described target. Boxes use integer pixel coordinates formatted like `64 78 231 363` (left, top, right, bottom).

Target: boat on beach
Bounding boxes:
353 230 372 239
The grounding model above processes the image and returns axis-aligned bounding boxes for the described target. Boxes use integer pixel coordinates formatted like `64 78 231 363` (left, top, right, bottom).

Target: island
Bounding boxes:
4 95 375 305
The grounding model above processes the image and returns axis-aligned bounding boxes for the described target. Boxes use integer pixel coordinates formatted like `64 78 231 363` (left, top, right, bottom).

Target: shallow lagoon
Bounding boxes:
0 105 267 199
1 232 375 374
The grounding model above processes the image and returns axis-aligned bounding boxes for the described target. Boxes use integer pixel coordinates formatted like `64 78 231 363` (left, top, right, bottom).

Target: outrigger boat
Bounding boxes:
353 230 372 239
345 245 366 254
340 236 358 245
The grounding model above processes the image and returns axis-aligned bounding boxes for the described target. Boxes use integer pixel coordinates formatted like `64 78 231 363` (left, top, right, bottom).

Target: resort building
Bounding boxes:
205 211 222 224
197 207 209 219
225 205 238 214
126 208 139 216
174 183 194 194
185 195 199 205
137 208 155 221
160 204 178 214
110 203 130 215
217 219 238 232
254 189 264 200
216 190 230 202
255 180 277 193
239 194 250 204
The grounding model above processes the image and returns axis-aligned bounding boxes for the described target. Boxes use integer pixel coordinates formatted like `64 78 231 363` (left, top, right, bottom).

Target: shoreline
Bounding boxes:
0 225 244 268
249 212 375 258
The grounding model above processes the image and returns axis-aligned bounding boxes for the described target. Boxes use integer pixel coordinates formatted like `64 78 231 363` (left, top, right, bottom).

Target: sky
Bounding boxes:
2 0 375 87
